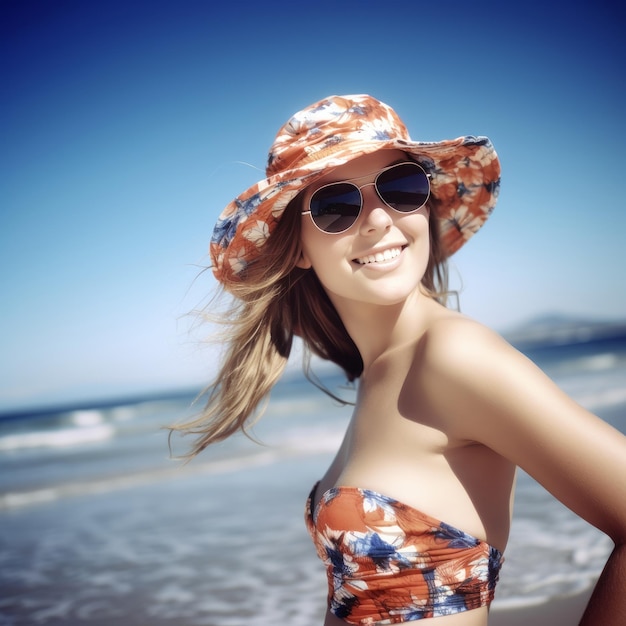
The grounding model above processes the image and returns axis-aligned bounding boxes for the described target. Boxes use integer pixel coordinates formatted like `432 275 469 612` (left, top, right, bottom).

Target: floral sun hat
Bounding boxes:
210 94 501 285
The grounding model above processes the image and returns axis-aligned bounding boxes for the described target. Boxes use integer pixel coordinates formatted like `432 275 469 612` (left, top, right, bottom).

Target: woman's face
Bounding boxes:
297 150 431 311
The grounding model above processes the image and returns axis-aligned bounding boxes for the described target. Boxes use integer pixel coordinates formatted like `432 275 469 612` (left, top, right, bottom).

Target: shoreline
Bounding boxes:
490 586 593 625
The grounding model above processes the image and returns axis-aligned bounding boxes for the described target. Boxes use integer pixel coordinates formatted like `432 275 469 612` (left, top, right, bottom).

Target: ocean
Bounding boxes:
1 323 625 625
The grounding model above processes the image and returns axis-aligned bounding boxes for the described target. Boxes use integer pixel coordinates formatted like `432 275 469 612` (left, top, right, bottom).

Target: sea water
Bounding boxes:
0 326 625 625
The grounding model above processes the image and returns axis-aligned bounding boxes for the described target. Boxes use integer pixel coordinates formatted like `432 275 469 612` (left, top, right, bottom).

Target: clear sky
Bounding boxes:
1 0 624 410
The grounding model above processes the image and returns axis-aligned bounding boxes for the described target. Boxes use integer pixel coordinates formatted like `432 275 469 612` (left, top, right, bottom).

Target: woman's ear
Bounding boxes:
295 247 312 269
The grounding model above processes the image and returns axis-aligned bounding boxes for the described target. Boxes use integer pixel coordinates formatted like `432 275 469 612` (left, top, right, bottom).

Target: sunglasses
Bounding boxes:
301 161 431 234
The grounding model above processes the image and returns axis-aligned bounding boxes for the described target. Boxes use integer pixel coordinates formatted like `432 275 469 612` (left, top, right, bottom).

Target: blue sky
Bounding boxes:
1 0 624 410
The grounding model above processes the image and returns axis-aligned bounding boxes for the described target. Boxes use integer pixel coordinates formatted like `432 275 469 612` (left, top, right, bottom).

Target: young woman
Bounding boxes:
173 95 626 625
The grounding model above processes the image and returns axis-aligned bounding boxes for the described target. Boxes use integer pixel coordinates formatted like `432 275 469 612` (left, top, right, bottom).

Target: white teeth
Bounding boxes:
356 247 402 265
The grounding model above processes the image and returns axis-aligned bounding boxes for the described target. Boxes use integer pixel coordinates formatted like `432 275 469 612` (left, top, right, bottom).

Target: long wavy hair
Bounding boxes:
170 168 450 459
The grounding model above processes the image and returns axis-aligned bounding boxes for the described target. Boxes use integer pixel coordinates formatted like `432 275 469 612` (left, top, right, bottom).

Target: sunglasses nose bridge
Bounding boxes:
356 179 381 204
357 179 390 213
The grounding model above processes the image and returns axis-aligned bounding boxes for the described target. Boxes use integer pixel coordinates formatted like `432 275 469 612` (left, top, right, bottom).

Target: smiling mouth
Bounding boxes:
354 246 404 265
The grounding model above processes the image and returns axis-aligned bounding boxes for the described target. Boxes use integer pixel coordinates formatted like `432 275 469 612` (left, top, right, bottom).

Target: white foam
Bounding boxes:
70 409 104 427
577 385 626 410
0 488 59 508
0 423 115 451
581 353 620 370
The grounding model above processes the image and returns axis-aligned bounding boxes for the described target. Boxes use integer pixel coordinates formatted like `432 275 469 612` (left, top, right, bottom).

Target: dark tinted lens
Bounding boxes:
376 163 430 213
309 183 361 233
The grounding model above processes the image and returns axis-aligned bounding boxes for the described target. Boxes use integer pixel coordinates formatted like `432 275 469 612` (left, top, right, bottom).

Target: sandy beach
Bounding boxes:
490 586 594 626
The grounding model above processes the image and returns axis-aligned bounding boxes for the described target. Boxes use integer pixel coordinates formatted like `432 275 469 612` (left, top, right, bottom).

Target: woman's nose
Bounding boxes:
358 186 393 233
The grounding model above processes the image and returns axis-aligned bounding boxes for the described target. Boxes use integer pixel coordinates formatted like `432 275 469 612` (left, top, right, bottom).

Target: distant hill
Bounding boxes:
501 313 626 348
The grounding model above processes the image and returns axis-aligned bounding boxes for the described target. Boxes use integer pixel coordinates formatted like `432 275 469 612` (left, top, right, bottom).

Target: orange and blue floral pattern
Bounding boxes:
210 94 501 286
305 483 503 624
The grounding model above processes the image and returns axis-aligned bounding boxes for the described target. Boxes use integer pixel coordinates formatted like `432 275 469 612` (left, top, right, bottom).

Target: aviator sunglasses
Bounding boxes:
302 161 431 234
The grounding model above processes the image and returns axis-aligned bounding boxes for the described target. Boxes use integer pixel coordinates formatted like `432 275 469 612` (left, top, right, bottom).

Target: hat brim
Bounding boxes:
210 135 500 284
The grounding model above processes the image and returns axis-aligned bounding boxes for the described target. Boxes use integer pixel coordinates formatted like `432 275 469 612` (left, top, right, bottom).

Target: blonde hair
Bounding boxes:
170 166 450 459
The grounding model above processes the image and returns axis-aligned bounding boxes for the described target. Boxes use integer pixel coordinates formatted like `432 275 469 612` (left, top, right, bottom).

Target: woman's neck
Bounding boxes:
329 288 442 371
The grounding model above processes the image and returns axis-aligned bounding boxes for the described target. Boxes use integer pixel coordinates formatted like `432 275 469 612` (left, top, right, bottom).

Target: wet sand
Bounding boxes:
490 586 593 625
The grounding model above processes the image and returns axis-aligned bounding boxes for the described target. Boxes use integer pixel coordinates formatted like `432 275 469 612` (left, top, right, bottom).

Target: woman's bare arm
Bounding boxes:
420 318 626 624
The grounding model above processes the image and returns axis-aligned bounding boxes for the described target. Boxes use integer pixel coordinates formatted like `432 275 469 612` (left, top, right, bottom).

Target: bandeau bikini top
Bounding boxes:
305 482 503 625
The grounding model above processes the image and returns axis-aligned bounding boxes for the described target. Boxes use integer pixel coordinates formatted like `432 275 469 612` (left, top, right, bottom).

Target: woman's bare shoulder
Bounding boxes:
419 308 513 369
412 310 525 420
